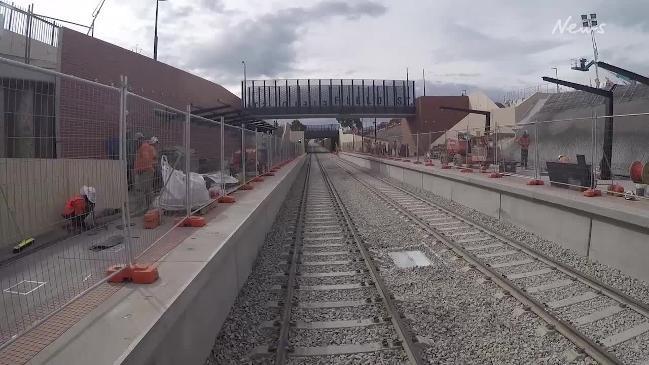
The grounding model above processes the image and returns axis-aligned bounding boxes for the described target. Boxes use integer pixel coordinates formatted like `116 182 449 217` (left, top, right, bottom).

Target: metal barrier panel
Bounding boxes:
223 123 243 192
0 60 124 345
124 93 186 263
244 129 257 183
0 2 59 47
189 113 222 212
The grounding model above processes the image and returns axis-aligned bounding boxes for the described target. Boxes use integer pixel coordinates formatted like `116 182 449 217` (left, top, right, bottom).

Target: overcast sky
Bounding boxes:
16 0 649 103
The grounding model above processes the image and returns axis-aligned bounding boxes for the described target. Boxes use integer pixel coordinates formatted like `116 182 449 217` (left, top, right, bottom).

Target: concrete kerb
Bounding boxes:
28 155 306 365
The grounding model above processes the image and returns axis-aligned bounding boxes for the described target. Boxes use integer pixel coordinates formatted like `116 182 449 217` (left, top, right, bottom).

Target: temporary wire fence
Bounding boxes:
0 56 301 348
341 111 649 202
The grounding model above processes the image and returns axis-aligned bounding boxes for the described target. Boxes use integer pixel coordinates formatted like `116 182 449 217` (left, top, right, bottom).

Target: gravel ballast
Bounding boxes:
321 156 597 364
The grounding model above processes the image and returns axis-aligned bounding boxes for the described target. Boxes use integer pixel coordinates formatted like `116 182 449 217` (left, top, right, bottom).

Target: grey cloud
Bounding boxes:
437 72 481 78
200 0 225 13
433 22 566 62
185 0 387 83
420 81 508 101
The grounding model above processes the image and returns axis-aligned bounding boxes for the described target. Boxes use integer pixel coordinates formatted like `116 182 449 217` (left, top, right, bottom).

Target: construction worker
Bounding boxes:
134 134 158 213
149 137 163 191
62 186 96 233
517 130 530 169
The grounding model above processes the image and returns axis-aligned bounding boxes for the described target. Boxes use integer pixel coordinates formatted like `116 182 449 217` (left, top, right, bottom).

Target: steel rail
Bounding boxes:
333 157 623 365
274 156 311 364
337 158 649 322
316 155 425 365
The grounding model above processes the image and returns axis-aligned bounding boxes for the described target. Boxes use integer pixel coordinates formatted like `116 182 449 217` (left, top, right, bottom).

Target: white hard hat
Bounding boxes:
150 136 159 144
81 185 97 204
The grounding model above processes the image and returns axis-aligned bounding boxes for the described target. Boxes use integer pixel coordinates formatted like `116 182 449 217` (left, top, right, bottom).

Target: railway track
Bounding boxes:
333 156 649 365
254 154 423 364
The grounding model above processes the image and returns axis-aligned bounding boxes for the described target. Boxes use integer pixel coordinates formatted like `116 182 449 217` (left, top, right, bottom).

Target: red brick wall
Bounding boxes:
412 96 470 133
57 28 240 161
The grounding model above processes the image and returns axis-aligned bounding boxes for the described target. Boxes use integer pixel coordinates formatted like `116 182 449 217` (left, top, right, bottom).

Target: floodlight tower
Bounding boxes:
581 13 600 88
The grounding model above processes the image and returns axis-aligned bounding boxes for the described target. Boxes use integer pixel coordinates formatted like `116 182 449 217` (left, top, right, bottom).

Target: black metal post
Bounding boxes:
251 80 255 108
154 0 160 60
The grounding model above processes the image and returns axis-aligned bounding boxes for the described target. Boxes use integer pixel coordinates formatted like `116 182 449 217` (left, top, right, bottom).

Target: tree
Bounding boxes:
336 117 362 131
290 119 306 131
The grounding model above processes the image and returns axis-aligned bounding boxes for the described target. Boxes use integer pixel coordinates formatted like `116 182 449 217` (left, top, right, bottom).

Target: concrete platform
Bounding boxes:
23 156 306 365
340 152 649 282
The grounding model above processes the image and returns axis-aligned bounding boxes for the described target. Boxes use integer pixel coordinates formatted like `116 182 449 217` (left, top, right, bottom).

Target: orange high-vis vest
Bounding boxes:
63 195 87 216
134 142 157 173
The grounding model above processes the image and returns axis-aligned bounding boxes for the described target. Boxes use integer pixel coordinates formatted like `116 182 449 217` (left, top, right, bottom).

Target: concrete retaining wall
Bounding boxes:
342 153 649 283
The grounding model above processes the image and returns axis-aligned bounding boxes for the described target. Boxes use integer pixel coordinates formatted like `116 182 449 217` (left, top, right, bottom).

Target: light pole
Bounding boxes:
153 0 167 61
581 13 600 88
242 60 247 107
422 68 426 96
552 67 559 92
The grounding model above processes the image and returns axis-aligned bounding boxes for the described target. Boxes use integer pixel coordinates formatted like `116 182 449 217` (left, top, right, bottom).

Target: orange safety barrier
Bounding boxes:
218 195 236 203
239 183 254 191
143 209 161 229
425 162 434 166
107 264 159 284
527 179 545 185
252 176 264 182
175 215 207 227
488 172 504 178
607 184 625 196
460 168 473 173
583 188 602 197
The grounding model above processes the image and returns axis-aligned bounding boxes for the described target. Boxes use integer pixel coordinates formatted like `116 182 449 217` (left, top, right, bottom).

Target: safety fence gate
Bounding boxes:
0 56 302 349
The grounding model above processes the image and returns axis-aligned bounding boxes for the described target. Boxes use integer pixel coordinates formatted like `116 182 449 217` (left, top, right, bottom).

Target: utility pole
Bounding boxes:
374 117 377 141
552 67 559 92
154 0 167 61
581 13 600 88
422 68 426 96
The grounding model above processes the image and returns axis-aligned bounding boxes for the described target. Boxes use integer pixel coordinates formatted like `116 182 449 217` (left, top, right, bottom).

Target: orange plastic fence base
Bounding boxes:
583 188 602 197
413 161 422 164
460 168 473 173
252 176 264 182
403 159 411 162
441 165 452 169
607 184 625 196
425 162 434 166
218 195 236 203
239 183 254 191
176 215 207 227
527 179 545 186
265 172 275 176
488 173 504 178
107 264 159 284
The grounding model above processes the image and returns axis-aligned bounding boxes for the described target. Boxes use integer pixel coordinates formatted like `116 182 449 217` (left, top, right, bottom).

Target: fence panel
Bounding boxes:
0 60 124 345
244 129 257 183
189 113 222 212
223 124 243 193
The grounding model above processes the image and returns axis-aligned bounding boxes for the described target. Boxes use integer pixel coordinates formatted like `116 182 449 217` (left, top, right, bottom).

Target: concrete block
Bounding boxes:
403 169 423 190
452 182 501 219
500 194 591 256
388 165 404 182
589 219 649 282
422 174 453 200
